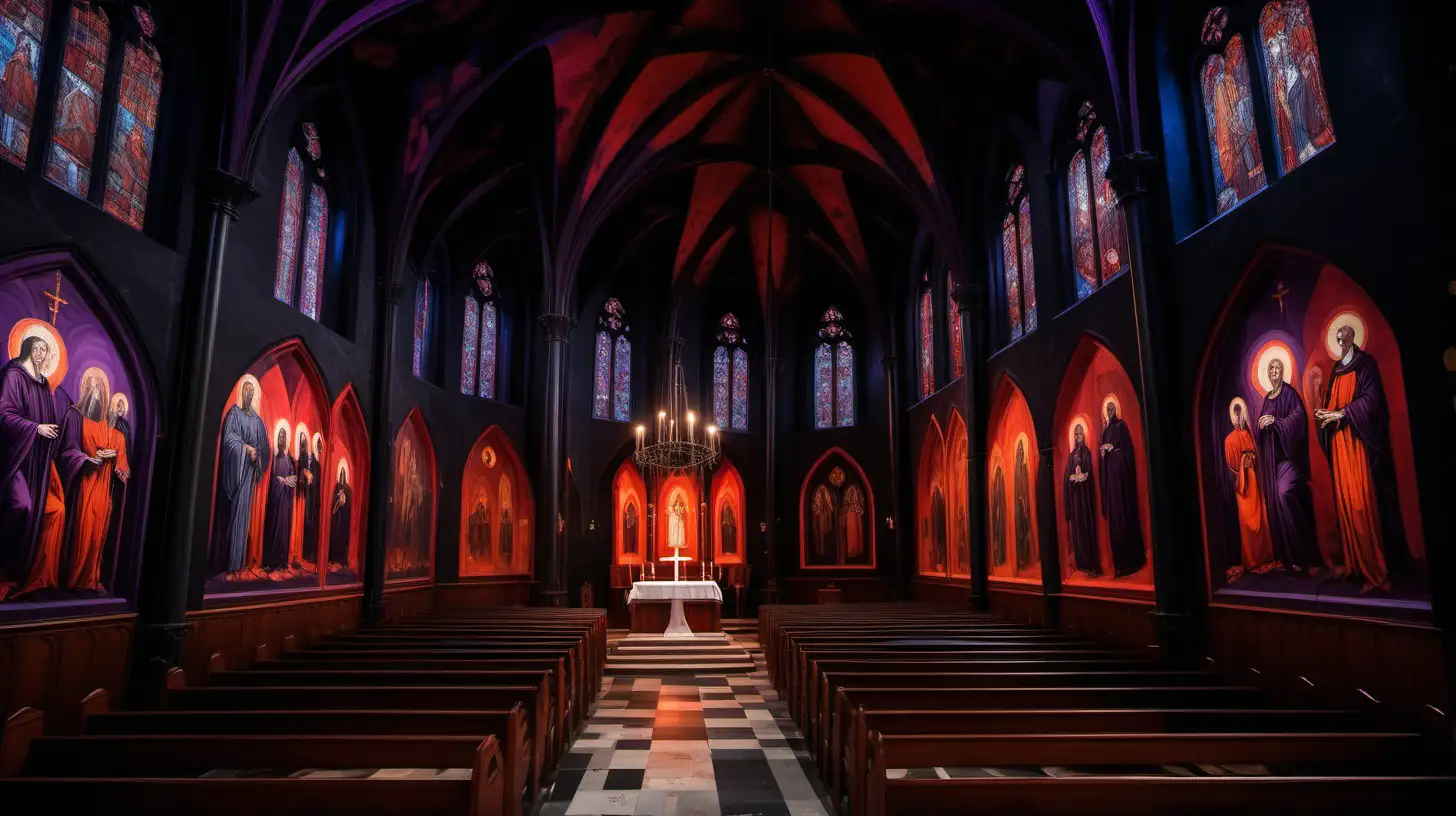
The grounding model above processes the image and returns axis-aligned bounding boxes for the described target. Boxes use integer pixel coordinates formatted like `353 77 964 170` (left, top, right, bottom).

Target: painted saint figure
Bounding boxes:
1063 424 1099 576
208 379 270 576
0 335 62 596
1224 400 1271 579
667 494 687 553
60 369 130 591
468 491 491 563
622 499 638 556
811 484 834 559
1 40 38 154
720 502 737 557
300 435 323 564
841 485 865 561
990 463 1007 567
261 425 297 571
1013 440 1033 569
1255 357 1321 572
1315 326 1406 593
327 461 351 569
929 486 947 573
1099 400 1147 576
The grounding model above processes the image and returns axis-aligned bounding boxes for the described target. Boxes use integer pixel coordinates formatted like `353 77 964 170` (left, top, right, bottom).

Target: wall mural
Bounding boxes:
205 340 331 597
656 472 700 564
946 410 971 579
387 409 436 582
710 458 746 564
460 425 533 577
1052 337 1154 590
612 458 647 565
915 417 946 576
1 256 154 618
1196 252 1427 618
324 386 368 586
800 447 874 570
987 379 1041 583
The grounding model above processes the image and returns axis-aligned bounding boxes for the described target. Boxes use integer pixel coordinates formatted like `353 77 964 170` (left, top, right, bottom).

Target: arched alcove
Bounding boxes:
986 377 1041 584
612 459 648 565
945 410 971 580
324 384 368 587
799 447 875 570
916 416 948 577
388 408 437 583
461 425 534 577
710 458 746 564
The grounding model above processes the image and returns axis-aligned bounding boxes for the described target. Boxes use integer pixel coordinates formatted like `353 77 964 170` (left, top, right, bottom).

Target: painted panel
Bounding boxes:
460 425 533 577
800 448 874 570
987 379 1042 584
387 409 436 582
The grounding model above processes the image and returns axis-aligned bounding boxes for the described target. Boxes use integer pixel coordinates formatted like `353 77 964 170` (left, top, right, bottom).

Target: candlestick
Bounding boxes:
687 411 695 444
635 424 644 451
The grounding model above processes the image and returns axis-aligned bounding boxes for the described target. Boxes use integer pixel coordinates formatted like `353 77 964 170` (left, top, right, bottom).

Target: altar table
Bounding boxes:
627 581 723 637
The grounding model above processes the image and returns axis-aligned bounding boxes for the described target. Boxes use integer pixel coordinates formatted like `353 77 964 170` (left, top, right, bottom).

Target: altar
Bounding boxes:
627 580 723 636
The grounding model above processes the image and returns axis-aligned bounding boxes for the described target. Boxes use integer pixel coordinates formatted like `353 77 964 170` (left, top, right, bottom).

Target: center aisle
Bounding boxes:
543 623 832 816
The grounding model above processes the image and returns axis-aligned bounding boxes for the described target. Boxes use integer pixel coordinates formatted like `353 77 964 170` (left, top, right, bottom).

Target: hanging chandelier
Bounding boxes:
633 360 720 472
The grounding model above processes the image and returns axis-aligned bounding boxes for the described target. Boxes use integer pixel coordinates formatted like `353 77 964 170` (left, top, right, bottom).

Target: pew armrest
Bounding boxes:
470 735 504 816
864 731 886 816
1 707 43 778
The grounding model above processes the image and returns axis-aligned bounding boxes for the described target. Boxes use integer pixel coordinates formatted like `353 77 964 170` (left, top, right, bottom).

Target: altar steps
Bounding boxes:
606 632 756 676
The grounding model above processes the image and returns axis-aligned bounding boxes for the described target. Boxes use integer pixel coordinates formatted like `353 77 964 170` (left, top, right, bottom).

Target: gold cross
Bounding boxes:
1271 281 1290 316
42 271 68 325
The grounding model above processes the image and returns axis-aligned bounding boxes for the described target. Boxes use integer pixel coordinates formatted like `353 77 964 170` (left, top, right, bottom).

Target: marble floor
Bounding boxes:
541 651 832 815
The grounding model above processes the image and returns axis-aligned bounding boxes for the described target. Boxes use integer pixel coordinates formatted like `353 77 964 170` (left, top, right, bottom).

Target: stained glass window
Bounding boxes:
947 272 964 379
919 282 934 398
712 313 748 430
815 306 854 428
731 346 748 430
594 298 631 420
0 0 48 168
1001 164 1037 340
298 183 327 319
1202 37 1267 214
1067 104 1127 300
1090 127 1127 283
274 149 303 304
460 296 479 395
479 301 498 399
1068 151 1096 300
412 277 430 379
1001 211 1022 340
1260 0 1333 173
1017 195 1036 332
102 40 161 229
46 2 107 197
713 345 731 428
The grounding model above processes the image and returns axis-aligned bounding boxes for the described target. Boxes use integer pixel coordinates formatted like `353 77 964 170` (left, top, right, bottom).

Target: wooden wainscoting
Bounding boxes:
0 614 134 734
1206 604 1449 720
381 582 435 621
778 576 890 604
432 579 533 612
1058 592 1157 656
988 583 1047 626
909 578 969 604
183 593 362 680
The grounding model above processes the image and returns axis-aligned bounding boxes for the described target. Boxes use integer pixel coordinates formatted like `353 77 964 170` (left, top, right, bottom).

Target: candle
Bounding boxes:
687 411 695 443
635 425 645 451
657 411 666 442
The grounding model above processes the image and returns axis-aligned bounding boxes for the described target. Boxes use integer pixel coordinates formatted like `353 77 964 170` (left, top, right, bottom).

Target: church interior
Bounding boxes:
0 0 1452 812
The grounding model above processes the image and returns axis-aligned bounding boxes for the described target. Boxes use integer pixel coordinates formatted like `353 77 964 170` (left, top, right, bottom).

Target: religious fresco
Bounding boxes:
800 447 874 570
459 425 533 577
387 409 436 582
945 411 971 579
324 386 368 587
656 472 700 564
710 458 746 564
915 417 950 578
612 459 647 565
1052 338 1154 590
0 258 154 618
986 379 1041 584
1195 252 1427 619
205 340 331 597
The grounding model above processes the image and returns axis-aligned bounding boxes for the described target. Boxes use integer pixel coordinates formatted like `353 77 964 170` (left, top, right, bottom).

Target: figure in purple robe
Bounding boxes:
327 466 352 568
299 434 322 565
1098 401 1147 577
1013 441 1034 569
1064 423 1100 576
990 464 1007 567
1254 358 1321 571
0 337 62 587
261 426 297 571
208 382 270 576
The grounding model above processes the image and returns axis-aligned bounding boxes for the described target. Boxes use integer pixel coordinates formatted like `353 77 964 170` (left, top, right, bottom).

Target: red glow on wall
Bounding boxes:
986 377 1042 585
460 426 534 577
710 459 747 564
794 54 935 189
613 459 648 565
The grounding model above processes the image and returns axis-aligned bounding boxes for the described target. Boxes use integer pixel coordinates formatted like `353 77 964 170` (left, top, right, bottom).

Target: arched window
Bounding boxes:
1066 102 1128 300
412 275 431 379
1199 9 1266 215
273 123 330 320
460 261 500 399
0 0 48 169
918 273 935 399
100 6 161 229
712 313 748 431
593 297 631 421
1001 165 1038 339
814 306 854 429
1258 0 1333 173
45 1 108 198
946 270 964 379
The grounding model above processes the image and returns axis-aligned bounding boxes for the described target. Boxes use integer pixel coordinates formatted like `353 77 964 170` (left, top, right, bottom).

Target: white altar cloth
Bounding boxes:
627 580 723 603
628 581 722 637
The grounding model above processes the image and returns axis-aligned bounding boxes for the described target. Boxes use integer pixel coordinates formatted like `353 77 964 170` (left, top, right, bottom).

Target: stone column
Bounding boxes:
535 313 575 606
881 354 905 600
950 284 990 611
361 279 401 626
760 354 780 605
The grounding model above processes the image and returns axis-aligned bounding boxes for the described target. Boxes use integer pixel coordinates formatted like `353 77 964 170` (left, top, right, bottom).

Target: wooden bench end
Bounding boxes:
1 706 43 778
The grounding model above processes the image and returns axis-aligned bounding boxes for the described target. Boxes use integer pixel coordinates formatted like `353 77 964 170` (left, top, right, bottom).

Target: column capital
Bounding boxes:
538 313 577 342
197 169 259 220
1107 151 1160 202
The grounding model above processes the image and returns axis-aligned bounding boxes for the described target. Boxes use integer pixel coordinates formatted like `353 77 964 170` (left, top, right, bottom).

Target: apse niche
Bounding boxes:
800 447 874 570
986 379 1042 585
1195 249 1427 620
916 415 970 581
460 425 533 578
387 409 436 583
0 252 156 621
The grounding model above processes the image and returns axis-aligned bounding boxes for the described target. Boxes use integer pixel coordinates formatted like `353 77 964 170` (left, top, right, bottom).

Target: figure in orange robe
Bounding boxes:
64 412 130 590
1223 403 1271 579
19 465 65 595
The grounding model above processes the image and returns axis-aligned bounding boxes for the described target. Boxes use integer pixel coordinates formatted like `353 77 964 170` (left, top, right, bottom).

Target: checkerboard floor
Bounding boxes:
542 638 830 816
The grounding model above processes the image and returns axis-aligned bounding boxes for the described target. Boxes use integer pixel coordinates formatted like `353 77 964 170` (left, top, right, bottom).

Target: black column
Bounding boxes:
881 354 905 601
951 284 990 611
760 355 780 604
361 279 401 626
1109 151 1195 666
133 169 257 700
536 313 574 606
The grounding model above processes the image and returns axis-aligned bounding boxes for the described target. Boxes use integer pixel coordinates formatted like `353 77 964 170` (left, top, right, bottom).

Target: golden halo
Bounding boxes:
1252 341 1295 394
293 422 310 456
8 318 67 387
1101 392 1123 423
79 365 111 410
312 432 324 453
337 458 349 481
1324 310 1367 360
272 418 292 447
110 391 129 417
235 374 262 410
1067 413 1093 451
481 445 497 468
1228 396 1250 427
1012 432 1031 463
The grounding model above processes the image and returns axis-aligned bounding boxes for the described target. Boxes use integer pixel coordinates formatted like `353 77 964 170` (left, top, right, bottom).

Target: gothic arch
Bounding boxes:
387 408 437 583
325 384 369 586
986 376 1042 584
711 458 747 564
612 458 648 565
798 447 876 570
916 416 948 577
945 409 971 580
461 425 533 577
